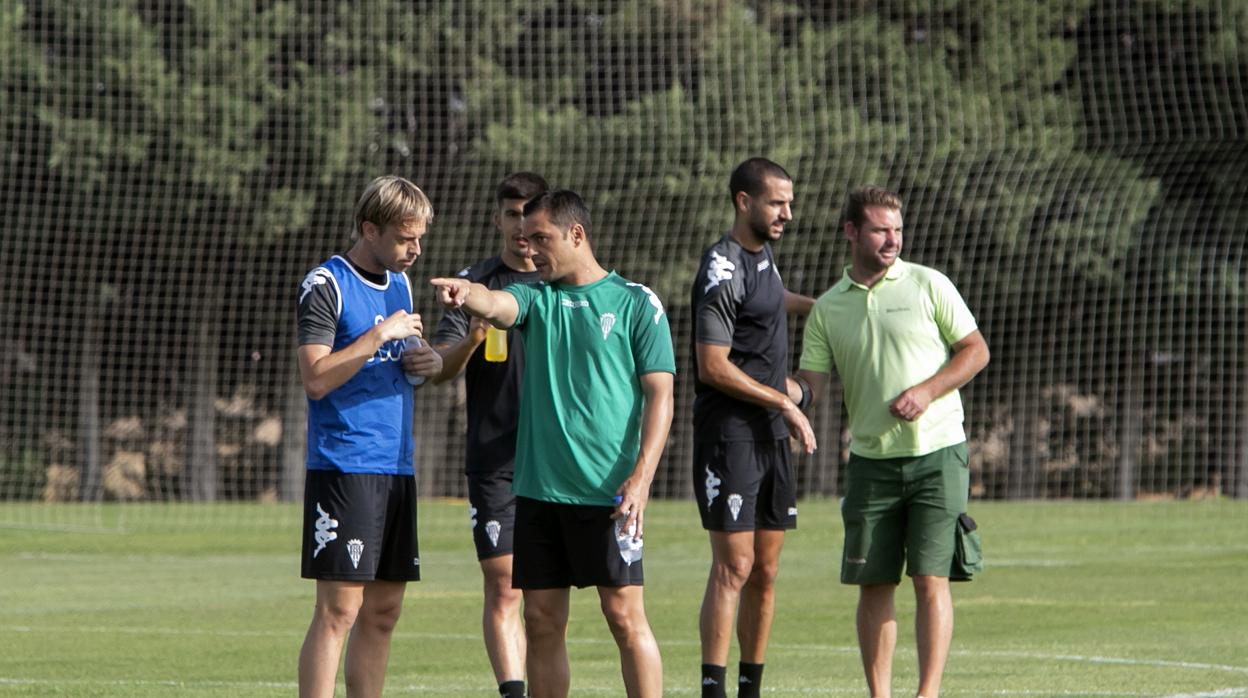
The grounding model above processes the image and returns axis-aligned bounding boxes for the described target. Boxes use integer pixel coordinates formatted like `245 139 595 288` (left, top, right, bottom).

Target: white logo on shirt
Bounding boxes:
704 251 736 292
367 314 405 363
600 313 617 338
704 466 721 508
756 259 770 272
626 282 666 324
561 299 589 308
312 502 338 558
456 266 471 278
299 268 333 304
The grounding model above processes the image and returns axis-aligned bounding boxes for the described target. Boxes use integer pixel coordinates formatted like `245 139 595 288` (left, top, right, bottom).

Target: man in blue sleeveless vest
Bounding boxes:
295 175 443 698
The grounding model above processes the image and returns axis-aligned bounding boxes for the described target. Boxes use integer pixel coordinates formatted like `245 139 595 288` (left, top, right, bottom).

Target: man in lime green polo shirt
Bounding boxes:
798 185 989 698
431 190 673 698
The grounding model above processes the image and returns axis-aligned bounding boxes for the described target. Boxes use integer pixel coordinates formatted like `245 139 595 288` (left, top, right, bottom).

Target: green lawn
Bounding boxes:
1 500 1245 696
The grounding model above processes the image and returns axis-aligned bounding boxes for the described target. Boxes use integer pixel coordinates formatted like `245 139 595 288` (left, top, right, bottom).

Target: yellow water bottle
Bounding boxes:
484 326 508 362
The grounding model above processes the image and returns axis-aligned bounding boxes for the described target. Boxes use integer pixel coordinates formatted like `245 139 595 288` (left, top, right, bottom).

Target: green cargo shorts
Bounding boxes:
840 442 969 585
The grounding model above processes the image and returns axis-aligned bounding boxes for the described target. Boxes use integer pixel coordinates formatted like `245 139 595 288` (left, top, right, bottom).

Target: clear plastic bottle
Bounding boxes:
613 515 643 565
484 326 508 362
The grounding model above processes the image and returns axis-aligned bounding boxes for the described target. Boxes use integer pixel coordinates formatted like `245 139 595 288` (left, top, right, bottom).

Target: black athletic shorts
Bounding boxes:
512 496 644 589
693 438 797 532
467 469 516 560
300 470 421 582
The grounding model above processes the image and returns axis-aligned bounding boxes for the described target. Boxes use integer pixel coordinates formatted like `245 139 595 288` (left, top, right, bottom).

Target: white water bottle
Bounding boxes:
402 337 426 386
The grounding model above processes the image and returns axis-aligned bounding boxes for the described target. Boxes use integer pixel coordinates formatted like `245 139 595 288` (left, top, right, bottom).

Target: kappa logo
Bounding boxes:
456 266 471 277
704 251 736 292
469 505 478 528
312 502 338 558
727 493 744 521
626 282 666 324
703 678 719 686
788 506 798 517
346 539 364 569
299 268 333 304
485 520 501 548
704 466 721 508
600 313 617 339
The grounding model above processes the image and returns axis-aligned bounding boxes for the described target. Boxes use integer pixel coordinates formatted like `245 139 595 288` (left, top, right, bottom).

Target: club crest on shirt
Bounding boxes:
600 313 617 338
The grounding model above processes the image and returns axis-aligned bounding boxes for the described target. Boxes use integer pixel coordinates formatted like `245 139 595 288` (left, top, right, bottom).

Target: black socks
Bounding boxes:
701 663 727 698
738 662 764 698
498 680 525 698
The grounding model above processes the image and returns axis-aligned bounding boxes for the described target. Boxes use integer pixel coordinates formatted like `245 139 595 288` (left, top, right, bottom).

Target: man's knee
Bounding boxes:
524 600 568 638
745 557 780 590
599 592 647 642
711 553 754 590
912 575 951 602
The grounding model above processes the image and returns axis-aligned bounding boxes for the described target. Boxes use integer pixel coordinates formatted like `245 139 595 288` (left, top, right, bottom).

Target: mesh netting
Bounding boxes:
2 1 1246 520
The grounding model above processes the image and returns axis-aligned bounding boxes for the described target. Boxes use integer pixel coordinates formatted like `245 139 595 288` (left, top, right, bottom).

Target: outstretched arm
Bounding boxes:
429 277 521 328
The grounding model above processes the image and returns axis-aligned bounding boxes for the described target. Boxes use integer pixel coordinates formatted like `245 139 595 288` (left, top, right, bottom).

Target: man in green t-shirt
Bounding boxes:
431 190 674 698
797 186 990 698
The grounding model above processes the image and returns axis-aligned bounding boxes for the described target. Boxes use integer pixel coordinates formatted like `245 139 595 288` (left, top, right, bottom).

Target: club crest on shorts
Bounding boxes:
347 539 364 569
599 312 616 339
727 493 743 521
485 520 501 548
312 502 338 558
704 466 721 508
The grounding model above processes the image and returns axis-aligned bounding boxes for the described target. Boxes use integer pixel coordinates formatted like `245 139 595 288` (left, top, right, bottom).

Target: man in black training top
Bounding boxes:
691 158 817 698
431 171 548 698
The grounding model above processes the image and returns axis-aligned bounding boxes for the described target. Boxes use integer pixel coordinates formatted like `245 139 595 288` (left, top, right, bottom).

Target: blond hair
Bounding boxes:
843 185 902 227
353 175 433 238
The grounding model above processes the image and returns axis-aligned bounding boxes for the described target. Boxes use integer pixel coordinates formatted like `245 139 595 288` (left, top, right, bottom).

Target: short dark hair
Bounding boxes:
523 189 591 237
843 185 903 227
496 171 548 205
728 157 792 204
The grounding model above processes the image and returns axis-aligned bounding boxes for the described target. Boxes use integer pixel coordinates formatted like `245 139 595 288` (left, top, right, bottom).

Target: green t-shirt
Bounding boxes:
799 260 978 459
504 271 676 505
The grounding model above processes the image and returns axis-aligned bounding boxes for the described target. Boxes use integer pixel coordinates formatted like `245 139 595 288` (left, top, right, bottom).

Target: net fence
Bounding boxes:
2 1 1247 523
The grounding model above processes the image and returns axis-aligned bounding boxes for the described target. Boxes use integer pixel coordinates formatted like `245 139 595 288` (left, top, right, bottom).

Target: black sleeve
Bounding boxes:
431 307 470 347
297 269 339 347
694 253 744 346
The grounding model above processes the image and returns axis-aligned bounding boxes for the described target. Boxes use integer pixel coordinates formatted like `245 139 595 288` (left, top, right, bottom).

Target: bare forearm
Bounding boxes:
785 290 816 316
431 337 480 384
301 330 385 399
701 357 792 412
915 342 989 399
630 384 674 488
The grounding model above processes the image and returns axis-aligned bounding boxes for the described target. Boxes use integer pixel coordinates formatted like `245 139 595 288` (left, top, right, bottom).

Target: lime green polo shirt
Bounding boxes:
799 259 978 459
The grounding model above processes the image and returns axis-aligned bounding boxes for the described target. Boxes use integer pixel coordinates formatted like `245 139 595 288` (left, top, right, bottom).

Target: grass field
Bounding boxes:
1 499 1245 697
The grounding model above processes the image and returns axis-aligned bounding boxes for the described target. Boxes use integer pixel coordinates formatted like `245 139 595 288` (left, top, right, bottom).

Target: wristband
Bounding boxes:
793 374 813 412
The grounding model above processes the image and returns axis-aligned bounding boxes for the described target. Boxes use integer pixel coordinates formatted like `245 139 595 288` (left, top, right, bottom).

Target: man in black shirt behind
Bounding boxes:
431 172 548 698
691 158 817 698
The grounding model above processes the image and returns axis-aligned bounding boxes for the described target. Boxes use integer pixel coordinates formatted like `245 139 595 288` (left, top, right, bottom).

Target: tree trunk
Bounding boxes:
188 311 219 502
280 375 306 502
78 314 102 502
